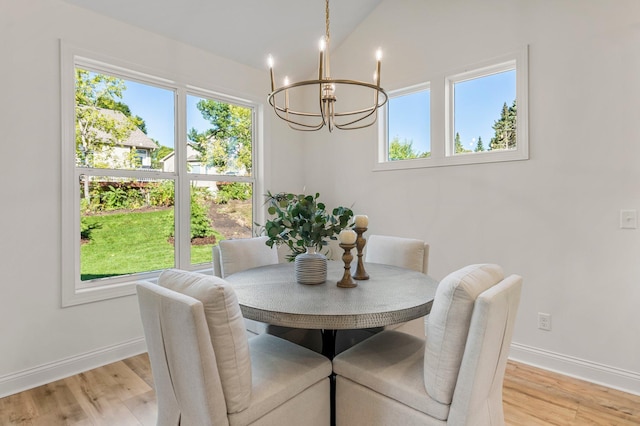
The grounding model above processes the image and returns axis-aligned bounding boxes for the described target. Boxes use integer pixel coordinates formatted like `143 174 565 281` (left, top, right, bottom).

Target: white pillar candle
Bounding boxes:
354 215 369 228
338 229 357 245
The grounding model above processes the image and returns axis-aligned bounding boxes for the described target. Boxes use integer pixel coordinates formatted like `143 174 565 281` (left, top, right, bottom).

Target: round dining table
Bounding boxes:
224 261 439 358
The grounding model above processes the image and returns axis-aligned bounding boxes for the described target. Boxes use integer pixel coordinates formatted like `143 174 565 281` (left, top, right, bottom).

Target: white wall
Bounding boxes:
2 0 639 398
0 0 303 396
302 0 640 393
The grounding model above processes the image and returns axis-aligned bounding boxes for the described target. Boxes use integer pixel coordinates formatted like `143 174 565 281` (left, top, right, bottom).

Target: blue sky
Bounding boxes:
119 80 214 149
118 70 515 153
388 69 516 154
119 80 175 148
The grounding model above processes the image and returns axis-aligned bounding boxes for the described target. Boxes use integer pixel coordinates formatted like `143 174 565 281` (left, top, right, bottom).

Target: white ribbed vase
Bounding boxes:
294 247 327 285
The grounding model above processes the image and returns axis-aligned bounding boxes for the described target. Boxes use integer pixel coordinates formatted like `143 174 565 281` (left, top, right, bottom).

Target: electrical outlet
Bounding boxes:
620 210 638 229
538 313 551 331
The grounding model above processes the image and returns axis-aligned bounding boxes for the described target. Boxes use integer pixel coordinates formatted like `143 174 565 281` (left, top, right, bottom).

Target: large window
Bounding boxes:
377 47 528 170
62 47 258 306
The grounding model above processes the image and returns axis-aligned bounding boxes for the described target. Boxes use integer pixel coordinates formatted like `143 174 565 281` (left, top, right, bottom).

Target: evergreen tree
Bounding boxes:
475 136 485 152
490 100 517 150
454 132 469 153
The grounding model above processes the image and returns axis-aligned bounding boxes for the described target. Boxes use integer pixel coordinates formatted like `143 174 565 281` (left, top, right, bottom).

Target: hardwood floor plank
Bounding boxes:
100 361 153 400
28 380 89 425
0 390 39 424
121 354 154 389
123 390 157 426
64 370 142 426
1 355 639 425
574 403 640 426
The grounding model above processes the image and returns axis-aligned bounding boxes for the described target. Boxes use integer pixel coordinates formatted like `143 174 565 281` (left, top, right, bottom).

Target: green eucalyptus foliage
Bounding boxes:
261 191 353 260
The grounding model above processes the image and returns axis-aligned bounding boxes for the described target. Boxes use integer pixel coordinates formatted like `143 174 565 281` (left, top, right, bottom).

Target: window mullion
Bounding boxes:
175 87 191 269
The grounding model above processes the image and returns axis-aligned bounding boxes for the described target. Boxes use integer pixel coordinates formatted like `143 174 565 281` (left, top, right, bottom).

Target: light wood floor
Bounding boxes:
1 354 639 425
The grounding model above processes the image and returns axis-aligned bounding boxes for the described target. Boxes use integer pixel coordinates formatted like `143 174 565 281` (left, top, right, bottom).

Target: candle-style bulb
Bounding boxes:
268 55 274 68
376 49 383 61
284 76 290 86
319 38 326 52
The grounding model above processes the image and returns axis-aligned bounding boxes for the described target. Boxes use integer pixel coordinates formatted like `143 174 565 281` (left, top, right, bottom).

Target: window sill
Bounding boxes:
62 266 214 307
374 148 528 172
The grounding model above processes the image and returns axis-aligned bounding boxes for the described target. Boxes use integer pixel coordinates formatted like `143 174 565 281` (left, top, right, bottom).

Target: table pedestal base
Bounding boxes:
321 329 338 426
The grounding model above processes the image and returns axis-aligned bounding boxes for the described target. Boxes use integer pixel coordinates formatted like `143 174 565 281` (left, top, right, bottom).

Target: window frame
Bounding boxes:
61 43 261 307
375 46 528 171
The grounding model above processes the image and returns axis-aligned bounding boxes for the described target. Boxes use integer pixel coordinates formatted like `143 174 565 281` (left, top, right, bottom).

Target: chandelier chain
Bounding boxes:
325 0 330 41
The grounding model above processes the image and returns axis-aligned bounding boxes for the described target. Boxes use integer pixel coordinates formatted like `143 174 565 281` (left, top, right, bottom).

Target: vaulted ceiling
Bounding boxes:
61 0 383 78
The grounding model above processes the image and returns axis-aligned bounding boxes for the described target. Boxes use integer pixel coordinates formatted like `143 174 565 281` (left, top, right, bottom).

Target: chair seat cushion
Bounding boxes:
228 334 332 426
333 330 450 421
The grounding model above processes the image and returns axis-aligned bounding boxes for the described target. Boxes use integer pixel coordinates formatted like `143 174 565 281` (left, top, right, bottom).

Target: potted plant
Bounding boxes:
261 191 354 284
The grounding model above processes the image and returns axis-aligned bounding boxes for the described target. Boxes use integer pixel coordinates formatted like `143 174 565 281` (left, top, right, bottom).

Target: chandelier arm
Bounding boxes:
328 99 335 132
319 82 329 127
267 77 387 131
334 111 379 130
332 105 379 129
270 93 387 118
268 79 387 103
271 102 325 130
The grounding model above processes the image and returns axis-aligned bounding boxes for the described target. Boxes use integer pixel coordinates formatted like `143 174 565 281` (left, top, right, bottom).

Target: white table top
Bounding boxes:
224 262 439 330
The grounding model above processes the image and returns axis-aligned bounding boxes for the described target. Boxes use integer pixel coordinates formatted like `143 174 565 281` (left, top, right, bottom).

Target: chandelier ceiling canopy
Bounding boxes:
267 0 387 132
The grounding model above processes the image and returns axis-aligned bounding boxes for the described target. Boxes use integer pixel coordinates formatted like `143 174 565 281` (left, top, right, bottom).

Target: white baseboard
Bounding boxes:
509 342 640 396
3 338 639 399
0 337 147 399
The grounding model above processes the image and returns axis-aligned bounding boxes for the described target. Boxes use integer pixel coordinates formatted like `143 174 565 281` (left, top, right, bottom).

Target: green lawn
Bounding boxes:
81 209 219 280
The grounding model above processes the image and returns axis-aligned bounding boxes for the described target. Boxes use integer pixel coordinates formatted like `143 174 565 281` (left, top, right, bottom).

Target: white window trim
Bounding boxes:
375 45 528 171
60 41 262 307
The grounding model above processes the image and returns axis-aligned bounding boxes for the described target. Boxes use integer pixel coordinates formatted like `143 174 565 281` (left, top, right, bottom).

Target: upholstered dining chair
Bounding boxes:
365 234 430 274
364 234 430 338
213 236 279 336
137 269 331 426
333 264 522 426
213 236 322 352
213 235 279 279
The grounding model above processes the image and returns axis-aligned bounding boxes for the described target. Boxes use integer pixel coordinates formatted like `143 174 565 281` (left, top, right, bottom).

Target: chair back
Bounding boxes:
137 281 229 426
448 274 522 425
364 234 430 274
217 236 279 277
212 245 223 277
423 264 504 404
157 270 252 412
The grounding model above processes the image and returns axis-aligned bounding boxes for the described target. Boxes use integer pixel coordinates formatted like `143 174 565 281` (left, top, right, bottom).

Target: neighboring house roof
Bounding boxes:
93 108 157 150
160 143 199 162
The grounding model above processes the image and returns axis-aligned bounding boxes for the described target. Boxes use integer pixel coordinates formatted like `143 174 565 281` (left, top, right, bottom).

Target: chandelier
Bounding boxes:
267 0 388 132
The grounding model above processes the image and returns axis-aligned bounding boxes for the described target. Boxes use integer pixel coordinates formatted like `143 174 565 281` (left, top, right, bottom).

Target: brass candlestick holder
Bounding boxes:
337 242 357 288
353 227 369 280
